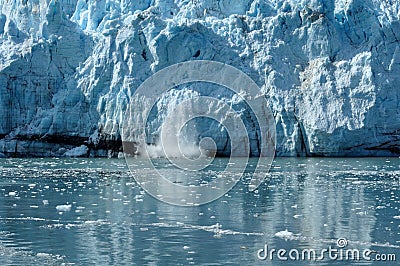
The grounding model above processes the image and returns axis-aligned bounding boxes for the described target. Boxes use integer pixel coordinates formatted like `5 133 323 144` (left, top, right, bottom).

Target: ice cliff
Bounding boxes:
0 0 399 157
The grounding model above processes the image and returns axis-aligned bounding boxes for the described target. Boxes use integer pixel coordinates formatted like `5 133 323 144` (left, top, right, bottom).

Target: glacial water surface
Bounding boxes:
0 157 399 265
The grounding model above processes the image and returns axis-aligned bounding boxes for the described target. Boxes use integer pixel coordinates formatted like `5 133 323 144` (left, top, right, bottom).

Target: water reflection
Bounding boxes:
0 158 398 265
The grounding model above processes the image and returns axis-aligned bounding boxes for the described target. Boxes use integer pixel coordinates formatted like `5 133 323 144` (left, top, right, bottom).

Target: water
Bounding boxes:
0 157 399 265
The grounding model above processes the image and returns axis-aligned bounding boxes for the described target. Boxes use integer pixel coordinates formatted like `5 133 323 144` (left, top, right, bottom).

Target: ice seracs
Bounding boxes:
0 0 399 157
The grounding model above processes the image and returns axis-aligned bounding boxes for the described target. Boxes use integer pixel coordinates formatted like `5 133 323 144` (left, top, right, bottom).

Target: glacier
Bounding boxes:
0 0 399 157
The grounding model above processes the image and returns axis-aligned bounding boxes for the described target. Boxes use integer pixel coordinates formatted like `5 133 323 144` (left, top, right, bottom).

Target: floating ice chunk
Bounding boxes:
275 229 297 240
56 204 72 212
8 191 17 196
36 253 50 257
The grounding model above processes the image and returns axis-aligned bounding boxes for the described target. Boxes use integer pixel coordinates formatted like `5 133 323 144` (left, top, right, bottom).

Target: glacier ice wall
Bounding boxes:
0 0 399 157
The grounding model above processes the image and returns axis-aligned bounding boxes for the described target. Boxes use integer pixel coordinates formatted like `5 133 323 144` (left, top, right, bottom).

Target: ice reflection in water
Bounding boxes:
0 157 398 265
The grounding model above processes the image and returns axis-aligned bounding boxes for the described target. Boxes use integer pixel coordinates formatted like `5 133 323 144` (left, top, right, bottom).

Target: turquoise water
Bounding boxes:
0 157 399 265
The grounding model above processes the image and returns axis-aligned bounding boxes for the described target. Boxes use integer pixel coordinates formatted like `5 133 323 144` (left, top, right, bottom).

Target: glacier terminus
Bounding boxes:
0 0 399 157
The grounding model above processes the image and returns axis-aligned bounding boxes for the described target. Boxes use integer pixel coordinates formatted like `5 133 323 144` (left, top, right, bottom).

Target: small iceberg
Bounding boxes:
275 229 298 240
56 204 72 212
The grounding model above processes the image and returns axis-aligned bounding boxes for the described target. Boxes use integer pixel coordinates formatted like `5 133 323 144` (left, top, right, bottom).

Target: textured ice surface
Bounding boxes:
0 0 399 156
64 144 88 157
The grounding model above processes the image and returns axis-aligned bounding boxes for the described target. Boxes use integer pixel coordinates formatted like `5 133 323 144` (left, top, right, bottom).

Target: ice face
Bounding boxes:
0 0 399 156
